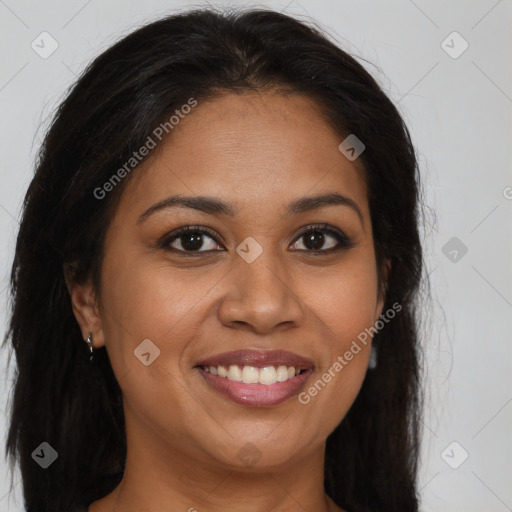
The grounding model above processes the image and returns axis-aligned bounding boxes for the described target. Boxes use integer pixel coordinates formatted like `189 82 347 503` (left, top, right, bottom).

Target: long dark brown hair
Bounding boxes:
3 8 425 511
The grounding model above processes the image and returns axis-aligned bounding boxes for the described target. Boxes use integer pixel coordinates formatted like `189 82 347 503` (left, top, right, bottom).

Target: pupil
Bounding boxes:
182 233 203 250
305 231 324 250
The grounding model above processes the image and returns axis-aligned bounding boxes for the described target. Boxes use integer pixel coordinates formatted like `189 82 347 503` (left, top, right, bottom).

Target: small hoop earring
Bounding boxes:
85 333 94 362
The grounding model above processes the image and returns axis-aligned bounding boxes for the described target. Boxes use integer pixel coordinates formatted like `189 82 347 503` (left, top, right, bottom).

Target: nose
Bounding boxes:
218 249 305 334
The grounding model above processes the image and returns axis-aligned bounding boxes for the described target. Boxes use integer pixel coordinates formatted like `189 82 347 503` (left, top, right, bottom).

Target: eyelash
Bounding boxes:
158 223 355 256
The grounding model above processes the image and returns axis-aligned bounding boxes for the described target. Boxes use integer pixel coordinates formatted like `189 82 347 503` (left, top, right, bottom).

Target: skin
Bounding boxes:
68 90 387 512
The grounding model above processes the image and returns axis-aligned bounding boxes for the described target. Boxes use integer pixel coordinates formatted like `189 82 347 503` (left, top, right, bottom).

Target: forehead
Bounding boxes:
117 91 369 222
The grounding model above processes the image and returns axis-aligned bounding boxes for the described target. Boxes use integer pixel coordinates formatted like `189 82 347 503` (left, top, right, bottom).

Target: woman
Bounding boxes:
3 7 425 512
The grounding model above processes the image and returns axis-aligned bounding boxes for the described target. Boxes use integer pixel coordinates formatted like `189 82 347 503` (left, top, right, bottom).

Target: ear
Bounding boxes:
64 265 105 348
374 258 391 322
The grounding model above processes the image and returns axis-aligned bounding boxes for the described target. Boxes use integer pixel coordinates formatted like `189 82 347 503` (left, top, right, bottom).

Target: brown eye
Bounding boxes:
160 226 224 253
290 224 354 254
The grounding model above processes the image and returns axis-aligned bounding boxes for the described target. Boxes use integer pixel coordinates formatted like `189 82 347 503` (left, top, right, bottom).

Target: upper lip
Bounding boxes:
195 349 314 370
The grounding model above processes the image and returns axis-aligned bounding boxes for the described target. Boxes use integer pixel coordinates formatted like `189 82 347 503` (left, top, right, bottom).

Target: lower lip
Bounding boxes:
197 368 313 406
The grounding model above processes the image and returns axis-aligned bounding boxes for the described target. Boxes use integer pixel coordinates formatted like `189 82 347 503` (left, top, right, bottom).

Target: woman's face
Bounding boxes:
86 91 385 470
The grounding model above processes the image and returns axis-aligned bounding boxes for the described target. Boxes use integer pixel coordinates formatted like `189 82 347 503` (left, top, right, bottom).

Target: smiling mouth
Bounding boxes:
194 349 314 406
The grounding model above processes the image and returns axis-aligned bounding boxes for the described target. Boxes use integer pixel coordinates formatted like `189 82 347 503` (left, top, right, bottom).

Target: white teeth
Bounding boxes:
259 366 277 385
203 364 304 384
227 365 242 382
241 366 259 383
276 365 289 382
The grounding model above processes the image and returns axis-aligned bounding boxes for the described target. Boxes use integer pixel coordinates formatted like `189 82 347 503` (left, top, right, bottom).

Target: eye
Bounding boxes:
290 223 354 254
160 225 224 253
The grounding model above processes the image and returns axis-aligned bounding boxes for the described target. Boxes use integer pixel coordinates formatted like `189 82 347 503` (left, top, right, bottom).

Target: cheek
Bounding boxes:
99 248 220 344
97 248 222 438
301 251 380 349
294 251 379 424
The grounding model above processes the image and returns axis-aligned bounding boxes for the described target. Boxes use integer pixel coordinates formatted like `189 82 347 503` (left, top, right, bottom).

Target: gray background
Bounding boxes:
1 1 511 511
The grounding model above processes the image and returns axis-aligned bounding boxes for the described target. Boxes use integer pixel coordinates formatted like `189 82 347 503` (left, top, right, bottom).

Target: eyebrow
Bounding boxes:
137 192 363 225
